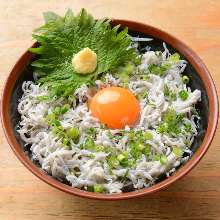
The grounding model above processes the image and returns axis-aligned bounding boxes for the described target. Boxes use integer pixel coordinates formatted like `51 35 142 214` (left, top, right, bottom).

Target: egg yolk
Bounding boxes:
89 87 140 129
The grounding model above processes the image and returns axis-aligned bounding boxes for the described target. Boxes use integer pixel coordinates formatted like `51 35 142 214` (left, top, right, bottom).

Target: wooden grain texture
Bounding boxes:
0 0 220 219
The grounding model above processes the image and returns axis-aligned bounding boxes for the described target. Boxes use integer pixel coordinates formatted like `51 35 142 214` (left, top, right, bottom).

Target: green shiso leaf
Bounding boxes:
29 9 137 98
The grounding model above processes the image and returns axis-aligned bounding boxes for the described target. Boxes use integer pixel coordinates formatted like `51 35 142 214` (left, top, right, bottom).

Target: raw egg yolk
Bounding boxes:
89 87 140 129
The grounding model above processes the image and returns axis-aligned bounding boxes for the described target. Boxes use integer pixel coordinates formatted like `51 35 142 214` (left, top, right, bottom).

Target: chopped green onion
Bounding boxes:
164 84 170 97
62 137 69 145
104 146 117 155
164 84 177 101
161 63 172 71
157 123 168 134
36 95 49 101
83 138 95 150
68 95 76 103
94 184 104 193
135 130 143 141
143 145 151 157
128 158 136 167
52 104 70 116
182 75 190 84
130 143 142 160
134 56 141 65
107 131 114 140
172 146 183 157
184 123 192 132
117 154 126 162
51 119 61 127
138 91 148 100
157 109 184 136
117 152 129 167
179 90 188 101
52 125 64 135
142 75 150 81
87 127 96 135
46 112 56 122
153 155 160 161
130 147 139 159
120 159 129 167
88 154 95 159
53 106 61 114
60 104 70 114
168 53 180 62
164 109 177 123
160 155 168 164
148 63 171 76
108 156 120 168
177 113 185 122
66 127 80 143
143 131 153 141
137 143 145 151
169 93 177 101
148 64 156 72
95 145 105 152
128 131 135 140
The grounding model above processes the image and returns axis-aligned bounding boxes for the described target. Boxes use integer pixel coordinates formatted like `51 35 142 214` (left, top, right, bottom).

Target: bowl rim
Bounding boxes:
1 19 218 200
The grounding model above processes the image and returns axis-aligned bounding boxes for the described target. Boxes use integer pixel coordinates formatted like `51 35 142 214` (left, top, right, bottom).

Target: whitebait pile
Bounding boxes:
17 44 201 194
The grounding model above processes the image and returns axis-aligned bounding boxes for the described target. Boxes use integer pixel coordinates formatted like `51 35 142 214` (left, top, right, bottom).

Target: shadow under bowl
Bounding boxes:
1 20 218 200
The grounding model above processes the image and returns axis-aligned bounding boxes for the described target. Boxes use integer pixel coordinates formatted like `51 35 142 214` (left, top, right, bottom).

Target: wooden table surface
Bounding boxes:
0 0 220 219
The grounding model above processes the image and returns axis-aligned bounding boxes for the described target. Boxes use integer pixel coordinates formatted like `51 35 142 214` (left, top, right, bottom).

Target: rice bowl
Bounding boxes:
1 9 218 200
17 44 201 194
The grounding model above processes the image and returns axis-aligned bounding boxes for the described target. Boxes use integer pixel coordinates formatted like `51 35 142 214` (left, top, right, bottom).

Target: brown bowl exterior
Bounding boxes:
1 20 218 200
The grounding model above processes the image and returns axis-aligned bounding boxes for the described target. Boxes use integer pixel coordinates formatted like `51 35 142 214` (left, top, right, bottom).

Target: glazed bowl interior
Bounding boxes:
1 20 218 200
